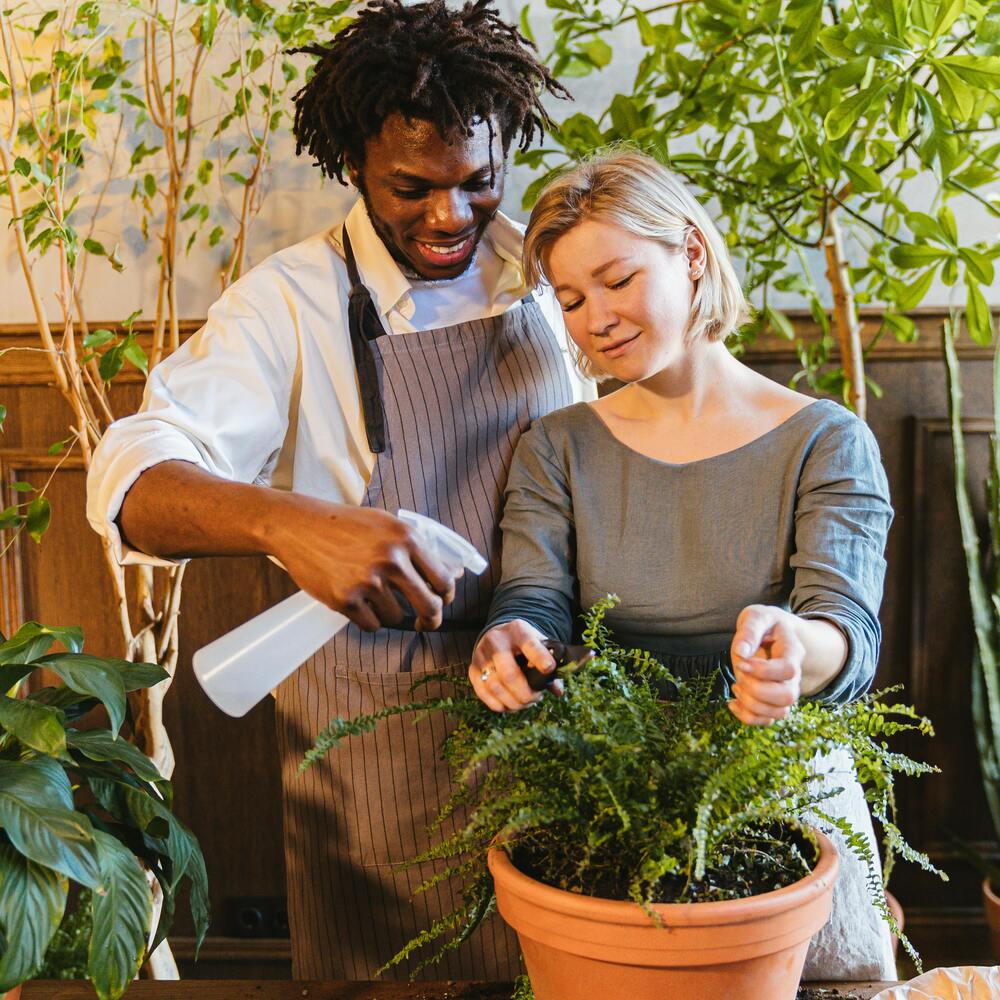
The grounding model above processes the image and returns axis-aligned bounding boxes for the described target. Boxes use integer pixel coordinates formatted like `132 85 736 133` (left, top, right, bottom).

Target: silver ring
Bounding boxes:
479 667 492 684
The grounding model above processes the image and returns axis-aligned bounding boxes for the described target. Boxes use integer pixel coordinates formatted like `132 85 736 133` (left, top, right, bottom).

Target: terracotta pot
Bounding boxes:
982 877 1000 960
489 830 839 1000
2 986 23 1000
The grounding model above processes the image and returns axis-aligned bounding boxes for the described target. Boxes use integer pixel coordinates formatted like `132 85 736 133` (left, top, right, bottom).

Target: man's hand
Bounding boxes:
470 619 560 712
266 498 460 632
728 604 804 726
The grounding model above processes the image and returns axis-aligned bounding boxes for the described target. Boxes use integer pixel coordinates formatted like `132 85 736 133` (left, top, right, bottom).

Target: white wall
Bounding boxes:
2 1 997 326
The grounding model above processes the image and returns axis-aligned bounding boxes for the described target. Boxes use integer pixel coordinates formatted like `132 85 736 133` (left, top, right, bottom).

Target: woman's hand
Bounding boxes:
470 620 560 712
728 605 804 726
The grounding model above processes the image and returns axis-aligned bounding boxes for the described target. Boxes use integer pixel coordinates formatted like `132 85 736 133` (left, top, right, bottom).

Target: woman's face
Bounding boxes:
546 218 704 383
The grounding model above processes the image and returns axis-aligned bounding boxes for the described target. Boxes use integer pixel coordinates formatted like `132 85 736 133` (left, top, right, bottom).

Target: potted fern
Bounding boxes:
943 319 1000 958
304 596 943 1000
0 621 210 1000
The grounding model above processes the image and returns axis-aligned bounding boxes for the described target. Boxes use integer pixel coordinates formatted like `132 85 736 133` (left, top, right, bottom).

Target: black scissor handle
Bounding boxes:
515 639 595 691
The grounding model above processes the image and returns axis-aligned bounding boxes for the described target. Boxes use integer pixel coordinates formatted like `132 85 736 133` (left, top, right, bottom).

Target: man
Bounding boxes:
86 0 591 982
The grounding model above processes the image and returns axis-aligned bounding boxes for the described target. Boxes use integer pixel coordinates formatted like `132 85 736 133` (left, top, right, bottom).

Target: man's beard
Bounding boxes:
359 189 494 282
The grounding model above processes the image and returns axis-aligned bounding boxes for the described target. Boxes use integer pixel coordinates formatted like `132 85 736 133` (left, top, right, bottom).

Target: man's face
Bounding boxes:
350 113 506 281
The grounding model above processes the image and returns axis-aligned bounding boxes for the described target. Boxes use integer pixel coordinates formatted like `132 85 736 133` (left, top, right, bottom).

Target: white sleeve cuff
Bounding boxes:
86 428 210 568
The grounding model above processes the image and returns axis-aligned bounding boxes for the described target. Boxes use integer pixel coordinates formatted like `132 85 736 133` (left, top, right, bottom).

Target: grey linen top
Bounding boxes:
484 398 893 703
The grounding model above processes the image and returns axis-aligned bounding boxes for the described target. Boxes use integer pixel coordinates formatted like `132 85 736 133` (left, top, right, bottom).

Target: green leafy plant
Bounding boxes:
519 0 1000 418
0 621 209 999
944 318 1000 887
304 595 944 980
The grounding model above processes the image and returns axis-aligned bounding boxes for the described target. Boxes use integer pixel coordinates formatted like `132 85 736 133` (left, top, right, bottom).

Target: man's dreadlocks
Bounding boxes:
290 0 570 184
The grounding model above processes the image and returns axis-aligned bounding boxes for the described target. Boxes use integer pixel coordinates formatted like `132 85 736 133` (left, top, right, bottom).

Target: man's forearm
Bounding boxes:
117 460 286 559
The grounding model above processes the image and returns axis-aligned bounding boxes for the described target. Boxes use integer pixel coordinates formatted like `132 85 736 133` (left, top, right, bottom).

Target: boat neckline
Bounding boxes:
578 397 826 469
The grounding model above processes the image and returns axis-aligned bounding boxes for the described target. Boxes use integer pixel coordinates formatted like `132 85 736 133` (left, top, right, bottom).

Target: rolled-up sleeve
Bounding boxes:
86 284 296 567
790 415 893 703
482 420 576 643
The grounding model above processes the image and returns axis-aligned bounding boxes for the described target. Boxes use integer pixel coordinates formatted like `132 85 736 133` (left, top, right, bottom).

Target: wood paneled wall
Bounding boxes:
1 311 996 975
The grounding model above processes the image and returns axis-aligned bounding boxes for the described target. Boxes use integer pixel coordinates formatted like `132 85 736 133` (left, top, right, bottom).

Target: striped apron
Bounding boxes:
275 234 574 981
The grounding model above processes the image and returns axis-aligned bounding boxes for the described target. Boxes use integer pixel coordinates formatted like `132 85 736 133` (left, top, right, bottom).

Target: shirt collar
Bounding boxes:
333 199 530 318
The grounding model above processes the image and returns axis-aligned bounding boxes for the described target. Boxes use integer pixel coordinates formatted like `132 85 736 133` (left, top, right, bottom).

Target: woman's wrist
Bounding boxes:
791 614 849 696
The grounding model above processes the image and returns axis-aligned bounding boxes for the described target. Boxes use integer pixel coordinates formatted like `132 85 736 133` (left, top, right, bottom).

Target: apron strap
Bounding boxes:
343 229 387 454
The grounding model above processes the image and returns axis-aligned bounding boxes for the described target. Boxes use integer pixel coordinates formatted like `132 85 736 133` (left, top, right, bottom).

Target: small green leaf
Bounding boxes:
932 61 975 119
99 344 125 382
889 78 914 138
0 404 6 431
90 73 115 90
33 9 58 39
966 281 994 345
959 248 995 285
879 312 917 342
580 39 612 68
11 481 34 493
26 497 50 543
143 173 157 199
83 328 115 349
83 238 106 257
937 205 958 246
0 623 83 666
519 4 534 42
843 162 882 194
889 243 951 268
123 340 148 376
13 157 30 177
764 305 795 340
893 268 936 311
937 56 1000 91
824 83 889 141
208 225 224 247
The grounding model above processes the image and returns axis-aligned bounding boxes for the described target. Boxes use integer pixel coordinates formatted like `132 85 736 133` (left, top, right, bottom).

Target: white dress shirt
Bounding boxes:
86 199 593 567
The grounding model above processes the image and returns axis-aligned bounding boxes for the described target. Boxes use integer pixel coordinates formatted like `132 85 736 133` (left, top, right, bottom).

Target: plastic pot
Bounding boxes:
489 829 839 1000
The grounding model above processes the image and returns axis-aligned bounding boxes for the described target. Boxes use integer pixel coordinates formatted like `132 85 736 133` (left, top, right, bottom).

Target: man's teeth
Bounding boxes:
422 241 467 254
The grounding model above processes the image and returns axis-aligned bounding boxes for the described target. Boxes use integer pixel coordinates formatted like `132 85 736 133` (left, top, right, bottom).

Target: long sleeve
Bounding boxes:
482 419 577 642
86 283 297 566
790 413 894 704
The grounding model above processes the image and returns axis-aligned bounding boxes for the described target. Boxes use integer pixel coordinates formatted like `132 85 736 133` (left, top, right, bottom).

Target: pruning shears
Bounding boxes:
516 639 595 692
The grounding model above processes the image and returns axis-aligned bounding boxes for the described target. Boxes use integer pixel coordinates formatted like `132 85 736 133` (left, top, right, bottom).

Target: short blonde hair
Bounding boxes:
524 149 750 380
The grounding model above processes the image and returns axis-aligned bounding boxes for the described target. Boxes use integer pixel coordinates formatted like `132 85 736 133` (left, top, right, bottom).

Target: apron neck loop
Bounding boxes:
342 228 387 454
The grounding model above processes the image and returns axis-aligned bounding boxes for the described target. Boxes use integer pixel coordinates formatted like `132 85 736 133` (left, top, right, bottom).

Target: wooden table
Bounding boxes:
20 981 900 999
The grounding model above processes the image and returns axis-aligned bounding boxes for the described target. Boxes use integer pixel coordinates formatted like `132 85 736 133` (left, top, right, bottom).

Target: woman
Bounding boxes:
469 150 896 978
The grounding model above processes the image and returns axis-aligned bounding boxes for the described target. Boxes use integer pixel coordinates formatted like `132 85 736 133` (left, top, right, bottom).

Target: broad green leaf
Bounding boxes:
818 23 856 59
914 86 959 176
0 622 82 665
889 243 951 268
824 83 889 141
966 281 994 345
959 248 995 285
0 695 66 756
87 831 151 1000
0 791 102 890
0 843 67 992
932 61 975 119
67 731 165 787
91 73 116 90
938 56 1000 91
123 340 148 375
99 343 125 382
36 654 127 736
26 497 50 543
0 758 72 811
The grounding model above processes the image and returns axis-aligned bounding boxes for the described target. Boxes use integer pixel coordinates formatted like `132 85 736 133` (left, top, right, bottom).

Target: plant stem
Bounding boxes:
822 209 866 418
